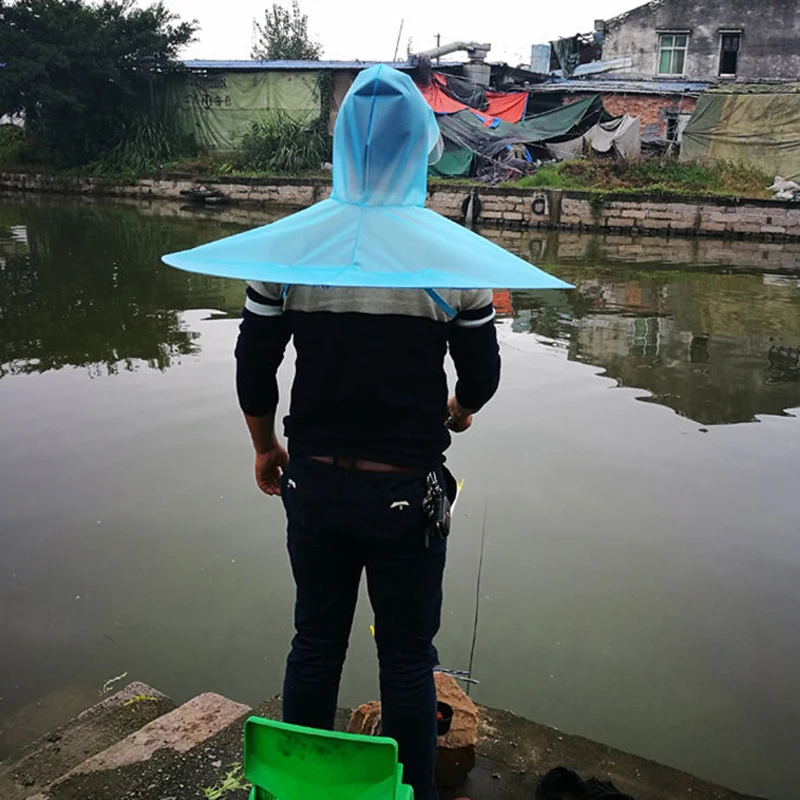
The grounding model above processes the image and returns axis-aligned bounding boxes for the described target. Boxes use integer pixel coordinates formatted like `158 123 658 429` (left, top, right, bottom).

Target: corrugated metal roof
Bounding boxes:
181 59 419 71
535 78 710 95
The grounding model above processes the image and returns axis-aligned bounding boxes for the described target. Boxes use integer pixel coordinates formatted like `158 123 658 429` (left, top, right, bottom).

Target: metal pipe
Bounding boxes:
415 41 491 61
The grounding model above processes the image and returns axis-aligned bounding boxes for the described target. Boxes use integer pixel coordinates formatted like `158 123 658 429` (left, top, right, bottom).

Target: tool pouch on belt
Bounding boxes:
422 467 457 544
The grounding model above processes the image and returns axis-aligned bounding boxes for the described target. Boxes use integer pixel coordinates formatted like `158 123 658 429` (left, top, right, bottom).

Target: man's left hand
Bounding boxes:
254 444 288 496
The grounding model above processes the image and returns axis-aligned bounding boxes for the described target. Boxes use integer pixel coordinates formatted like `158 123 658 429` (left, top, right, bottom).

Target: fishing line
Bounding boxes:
466 498 488 696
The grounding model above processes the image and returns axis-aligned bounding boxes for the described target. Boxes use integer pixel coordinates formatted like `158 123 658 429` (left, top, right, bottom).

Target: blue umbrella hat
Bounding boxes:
162 64 572 293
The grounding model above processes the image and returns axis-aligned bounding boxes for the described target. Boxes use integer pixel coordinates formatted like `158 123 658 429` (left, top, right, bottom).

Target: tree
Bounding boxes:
0 0 197 166
252 1 322 61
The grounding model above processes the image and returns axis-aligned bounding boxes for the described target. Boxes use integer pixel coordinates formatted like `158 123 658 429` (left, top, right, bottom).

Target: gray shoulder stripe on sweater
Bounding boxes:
284 287 456 323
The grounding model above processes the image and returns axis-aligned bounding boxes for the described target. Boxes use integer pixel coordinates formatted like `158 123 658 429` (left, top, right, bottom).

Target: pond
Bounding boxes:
1 196 798 798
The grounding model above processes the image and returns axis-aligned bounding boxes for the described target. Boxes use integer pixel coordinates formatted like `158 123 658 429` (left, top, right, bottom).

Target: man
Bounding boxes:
162 62 567 800
235 282 500 800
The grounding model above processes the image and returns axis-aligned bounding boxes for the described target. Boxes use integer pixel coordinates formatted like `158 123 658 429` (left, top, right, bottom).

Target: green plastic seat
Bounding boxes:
244 716 414 800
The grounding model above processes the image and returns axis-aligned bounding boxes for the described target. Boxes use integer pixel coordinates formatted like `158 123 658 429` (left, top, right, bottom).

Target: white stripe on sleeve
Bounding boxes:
453 308 496 328
245 296 284 317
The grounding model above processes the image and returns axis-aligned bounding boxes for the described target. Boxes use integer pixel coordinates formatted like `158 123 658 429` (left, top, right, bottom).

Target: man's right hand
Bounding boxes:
446 395 474 433
254 444 288 496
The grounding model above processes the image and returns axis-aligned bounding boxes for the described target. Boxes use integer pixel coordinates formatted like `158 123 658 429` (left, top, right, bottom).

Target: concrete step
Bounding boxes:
0 684 102 761
34 692 252 800
7 686 763 800
0 682 174 800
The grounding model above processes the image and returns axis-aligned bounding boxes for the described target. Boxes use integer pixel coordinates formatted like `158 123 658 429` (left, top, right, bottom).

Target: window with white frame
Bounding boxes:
658 33 688 75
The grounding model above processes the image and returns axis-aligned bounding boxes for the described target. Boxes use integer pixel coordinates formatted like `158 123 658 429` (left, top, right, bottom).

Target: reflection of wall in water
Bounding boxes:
484 228 800 272
569 304 800 424
571 313 672 362
512 256 800 423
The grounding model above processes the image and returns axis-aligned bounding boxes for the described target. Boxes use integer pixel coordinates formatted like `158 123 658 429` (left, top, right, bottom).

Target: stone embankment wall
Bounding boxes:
554 195 800 239
3 170 800 241
0 172 327 206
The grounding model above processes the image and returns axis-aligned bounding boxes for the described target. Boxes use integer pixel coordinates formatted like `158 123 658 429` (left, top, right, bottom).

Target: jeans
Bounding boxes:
280 457 447 800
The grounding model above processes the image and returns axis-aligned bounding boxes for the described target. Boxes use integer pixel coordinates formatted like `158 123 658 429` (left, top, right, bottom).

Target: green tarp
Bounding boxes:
429 142 474 178
168 71 321 151
681 91 800 181
519 95 607 140
436 95 607 159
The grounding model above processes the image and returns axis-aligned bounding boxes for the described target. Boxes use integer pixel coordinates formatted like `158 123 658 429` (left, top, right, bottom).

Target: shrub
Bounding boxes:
0 124 26 166
98 116 198 175
236 111 330 174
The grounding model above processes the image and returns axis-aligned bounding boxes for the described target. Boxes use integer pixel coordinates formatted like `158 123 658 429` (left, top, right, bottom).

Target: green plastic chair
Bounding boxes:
244 716 414 800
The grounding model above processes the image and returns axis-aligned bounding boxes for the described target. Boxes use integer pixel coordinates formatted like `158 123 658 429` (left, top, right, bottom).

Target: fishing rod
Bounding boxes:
466 499 488 696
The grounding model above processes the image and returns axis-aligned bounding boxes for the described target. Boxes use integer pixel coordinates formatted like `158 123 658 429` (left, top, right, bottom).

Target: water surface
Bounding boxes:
1 197 798 798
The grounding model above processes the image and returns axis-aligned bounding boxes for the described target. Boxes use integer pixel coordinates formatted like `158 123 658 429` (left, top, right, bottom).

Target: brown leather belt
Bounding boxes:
310 456 420 474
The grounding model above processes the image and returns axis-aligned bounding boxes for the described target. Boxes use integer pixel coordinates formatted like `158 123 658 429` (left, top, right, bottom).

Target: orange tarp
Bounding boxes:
485 91 528 124
492 289 514 317
416 78 467 115
417 74 529 124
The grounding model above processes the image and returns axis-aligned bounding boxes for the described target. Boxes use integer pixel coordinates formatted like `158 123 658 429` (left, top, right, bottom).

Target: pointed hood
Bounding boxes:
162 64 571 291
331 64 440 207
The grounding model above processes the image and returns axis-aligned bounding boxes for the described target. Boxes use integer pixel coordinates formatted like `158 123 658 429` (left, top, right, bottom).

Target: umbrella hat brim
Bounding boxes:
162 199 573 290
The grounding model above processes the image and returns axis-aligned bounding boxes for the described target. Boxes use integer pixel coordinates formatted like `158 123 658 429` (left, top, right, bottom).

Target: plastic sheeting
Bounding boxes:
551 37 580 77
168 70 321 151
681 91 800 181
418 74 529 123
437 73 488 110
585 115 641 158
548 114 641 160
437 95 606 158
417 76 470 115
428 142 474 178
547 136 585 161
485 91 529 124
520 96 607 140
163 65 570 291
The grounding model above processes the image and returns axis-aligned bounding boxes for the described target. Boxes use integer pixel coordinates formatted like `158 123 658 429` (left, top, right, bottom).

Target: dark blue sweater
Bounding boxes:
235 283 500 469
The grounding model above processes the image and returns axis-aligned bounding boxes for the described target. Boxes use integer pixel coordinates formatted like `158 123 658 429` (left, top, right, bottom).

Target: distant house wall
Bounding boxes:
600 93 696 138
602 0 800 81
560 91 697 139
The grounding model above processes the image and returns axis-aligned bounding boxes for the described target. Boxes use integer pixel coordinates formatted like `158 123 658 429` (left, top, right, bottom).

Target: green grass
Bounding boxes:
513 157 771 198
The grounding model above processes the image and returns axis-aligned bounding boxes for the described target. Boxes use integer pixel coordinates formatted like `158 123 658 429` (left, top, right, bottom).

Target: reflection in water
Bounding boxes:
0 199 247 378
2 198 800 798
490 231 800 425
1 198 799 425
